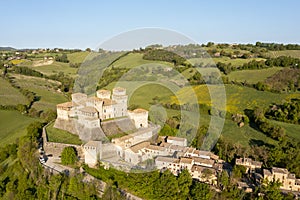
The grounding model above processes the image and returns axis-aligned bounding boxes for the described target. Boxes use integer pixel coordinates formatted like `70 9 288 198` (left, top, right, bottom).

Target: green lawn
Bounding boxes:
266 50 300 58
0 110 38 146
270 120 300 141
46 122 82 145
67 51 93 63
12 74 68 111
172 84 300 113
105 81 176 108
111 53 173 68
227 67 283 83
0 77 29 106
221 117 276 147
28 61 78 77
188 57 266 67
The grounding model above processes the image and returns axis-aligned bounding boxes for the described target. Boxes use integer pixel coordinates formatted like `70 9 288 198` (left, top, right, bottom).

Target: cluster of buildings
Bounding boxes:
83 131 225 186
236 157 300 192
155 146 224 185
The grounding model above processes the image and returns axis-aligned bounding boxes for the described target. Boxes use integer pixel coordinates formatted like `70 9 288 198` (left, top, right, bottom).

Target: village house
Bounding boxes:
190 165 218 185
235 157 262 173
263 167 300 192
155 148 222 186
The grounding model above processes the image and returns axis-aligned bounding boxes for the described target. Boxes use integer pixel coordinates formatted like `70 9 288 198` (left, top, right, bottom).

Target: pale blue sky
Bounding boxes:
1 0 299 49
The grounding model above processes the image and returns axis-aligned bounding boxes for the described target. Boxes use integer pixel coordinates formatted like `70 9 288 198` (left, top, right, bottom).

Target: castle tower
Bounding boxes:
128 108 148 128
71 93 87 105
96 89 111 99
112 87 128 117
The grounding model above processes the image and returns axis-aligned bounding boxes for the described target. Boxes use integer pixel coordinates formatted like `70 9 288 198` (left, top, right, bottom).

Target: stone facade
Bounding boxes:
155 149 222 186
235 157 262 173
54 87 148 141
263 167 300 192
127 108 148 129
83 141 102 167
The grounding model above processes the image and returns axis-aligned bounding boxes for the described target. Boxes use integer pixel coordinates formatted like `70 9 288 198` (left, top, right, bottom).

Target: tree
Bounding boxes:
232 165 246 180
218 170 230 190
154 170 179 199
61 146 77 165
102 183 124 200
177 169 192 199
261 180 284 200
16 104 27 114
86 48 91 52
189 182 212 200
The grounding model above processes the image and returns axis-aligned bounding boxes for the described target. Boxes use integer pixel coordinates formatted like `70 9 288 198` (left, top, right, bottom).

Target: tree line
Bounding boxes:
217 56 300 75
265 99 300 124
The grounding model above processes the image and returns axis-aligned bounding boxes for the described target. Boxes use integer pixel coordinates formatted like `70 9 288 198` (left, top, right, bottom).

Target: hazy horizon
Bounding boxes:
1 0 299 49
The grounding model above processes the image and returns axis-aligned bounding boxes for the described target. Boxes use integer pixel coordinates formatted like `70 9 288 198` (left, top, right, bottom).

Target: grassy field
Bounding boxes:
220 117 276 146
188 57 266 67
0 77 29 105
170 84 300 113
266 50 300 58
111 53 173 68
12 74 68 111
9 59 27 65
270 120 300 141
28 61 78 77
129 85 279 147
105 81 282 147
227 67 283 83
67 51 90 63
105 81 177 108
0 110 38 146
46 122 82 145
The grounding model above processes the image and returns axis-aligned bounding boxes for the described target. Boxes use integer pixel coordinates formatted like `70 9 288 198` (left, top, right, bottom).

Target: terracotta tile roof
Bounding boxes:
130 108 148 113
180 157 193 164
113 87 126 92
101 98 117 106
87 96 102 101
57 101 77 108
130 142 150 153
97 89 111 94
168 136 186 142
193 157 214 166
169 145 188 152
146 145 166 151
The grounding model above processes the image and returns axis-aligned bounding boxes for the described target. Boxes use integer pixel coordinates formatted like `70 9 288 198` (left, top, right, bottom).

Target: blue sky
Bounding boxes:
1 0 299 49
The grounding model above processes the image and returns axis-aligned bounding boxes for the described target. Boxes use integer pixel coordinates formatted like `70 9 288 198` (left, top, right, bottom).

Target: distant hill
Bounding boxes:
0 47 16 51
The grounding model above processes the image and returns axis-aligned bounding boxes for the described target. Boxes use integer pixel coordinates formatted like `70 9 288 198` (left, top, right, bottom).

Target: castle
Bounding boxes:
54 87 149 141
53 87 226 183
